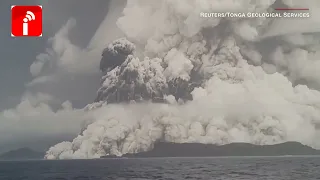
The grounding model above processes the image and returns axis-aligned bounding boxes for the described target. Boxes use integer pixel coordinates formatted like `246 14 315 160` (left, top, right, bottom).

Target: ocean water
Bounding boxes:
0 156 320 180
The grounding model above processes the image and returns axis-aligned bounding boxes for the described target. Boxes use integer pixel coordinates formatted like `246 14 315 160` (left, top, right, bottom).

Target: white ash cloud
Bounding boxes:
44 0 320 159
0 93 87 151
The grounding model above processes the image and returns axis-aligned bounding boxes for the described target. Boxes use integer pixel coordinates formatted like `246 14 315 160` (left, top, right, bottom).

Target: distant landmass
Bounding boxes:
102 142 320 158
0 148 44 160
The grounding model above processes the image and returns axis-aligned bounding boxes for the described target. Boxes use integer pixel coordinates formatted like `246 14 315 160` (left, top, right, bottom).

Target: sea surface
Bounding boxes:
1 156 320 180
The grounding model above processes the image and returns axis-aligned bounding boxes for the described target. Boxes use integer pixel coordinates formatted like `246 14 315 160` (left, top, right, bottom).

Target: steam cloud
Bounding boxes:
45 0 320 159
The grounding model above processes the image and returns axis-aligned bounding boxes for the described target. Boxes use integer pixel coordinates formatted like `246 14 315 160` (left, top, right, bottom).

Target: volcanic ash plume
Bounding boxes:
45 0 320 159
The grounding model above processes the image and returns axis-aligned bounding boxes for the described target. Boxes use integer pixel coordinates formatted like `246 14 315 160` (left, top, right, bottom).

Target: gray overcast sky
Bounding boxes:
0 0 114 152
0 0 110 110
0 0 46 110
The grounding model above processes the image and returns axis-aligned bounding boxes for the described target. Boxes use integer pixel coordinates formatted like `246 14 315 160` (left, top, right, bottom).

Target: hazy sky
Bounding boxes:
0 0 45 110
0 0 113 152
0 0 111 110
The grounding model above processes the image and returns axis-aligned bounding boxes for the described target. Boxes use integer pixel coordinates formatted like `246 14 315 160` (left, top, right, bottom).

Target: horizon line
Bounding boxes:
275 8 309 11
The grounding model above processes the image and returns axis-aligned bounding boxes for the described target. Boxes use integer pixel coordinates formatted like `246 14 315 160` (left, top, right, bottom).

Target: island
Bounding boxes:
101 142 320 158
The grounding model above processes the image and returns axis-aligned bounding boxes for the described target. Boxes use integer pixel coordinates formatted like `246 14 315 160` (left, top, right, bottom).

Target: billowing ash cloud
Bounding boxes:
45 0 320 159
